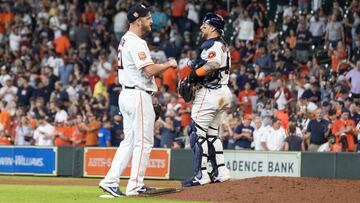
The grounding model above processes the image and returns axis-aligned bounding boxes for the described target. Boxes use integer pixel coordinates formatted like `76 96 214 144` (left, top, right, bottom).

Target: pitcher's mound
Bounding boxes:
159 177 360 202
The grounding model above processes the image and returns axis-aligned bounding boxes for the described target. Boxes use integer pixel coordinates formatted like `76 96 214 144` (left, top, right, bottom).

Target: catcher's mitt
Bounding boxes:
178 77 194 103
153 103 162 121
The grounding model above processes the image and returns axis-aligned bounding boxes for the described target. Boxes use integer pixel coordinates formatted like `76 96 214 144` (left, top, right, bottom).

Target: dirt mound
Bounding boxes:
159 177 360 203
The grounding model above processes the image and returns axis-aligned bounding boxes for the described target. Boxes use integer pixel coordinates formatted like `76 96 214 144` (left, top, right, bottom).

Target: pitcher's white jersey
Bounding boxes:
117 31 157 92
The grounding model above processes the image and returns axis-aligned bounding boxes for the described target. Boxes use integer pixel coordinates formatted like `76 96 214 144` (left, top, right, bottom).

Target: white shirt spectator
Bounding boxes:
66 85 77 101
0 82 18 104
312 0 322 11
296 126 304 138
259 108 273 126
113 11 127 34
309 18 325 37
37 11 49 21
15 125 34 146
96 61 112 79
325 21 343 41
33 122 56 146
299 101 318 113
9 31 21 52
55 110 68 123
0 74 10 87
49 15 62 39
46 55 64 77
22 14 32 26
274 89 287 110
151 49 167 63
186 3 199 24
253 126 266 150
237 18 255 41
261 126 286 151
178 57 191 69
283 7 293 18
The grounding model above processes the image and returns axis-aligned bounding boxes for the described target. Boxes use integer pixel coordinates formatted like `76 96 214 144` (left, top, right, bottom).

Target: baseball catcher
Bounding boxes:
180 13 231 187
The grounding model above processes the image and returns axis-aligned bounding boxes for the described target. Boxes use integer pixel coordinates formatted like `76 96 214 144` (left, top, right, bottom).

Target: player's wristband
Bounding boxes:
195 67 206 77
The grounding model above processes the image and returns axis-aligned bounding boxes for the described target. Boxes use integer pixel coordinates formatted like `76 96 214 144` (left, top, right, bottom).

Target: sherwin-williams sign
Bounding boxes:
0 147 57 175
224 150 301 179
84 148 171 179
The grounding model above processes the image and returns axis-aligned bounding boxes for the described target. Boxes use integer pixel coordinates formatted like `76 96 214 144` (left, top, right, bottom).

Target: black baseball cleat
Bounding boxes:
99 184 125 197
181 177 201 187
137 186 157 194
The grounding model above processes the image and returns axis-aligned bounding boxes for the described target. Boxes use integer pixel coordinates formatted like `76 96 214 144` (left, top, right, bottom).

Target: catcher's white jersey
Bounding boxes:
117 31 157 92
200 41 230 85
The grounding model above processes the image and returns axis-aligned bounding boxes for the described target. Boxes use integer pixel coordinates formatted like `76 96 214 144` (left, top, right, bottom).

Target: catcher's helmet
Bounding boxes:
203 13 225 32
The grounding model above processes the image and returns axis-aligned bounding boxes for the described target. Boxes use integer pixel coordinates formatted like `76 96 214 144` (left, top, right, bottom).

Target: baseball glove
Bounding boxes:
153 103 162 121
178 77 194 103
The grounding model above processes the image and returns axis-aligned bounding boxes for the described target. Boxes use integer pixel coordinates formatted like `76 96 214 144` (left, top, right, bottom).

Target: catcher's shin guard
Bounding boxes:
183 121 211 186
207 126 230 182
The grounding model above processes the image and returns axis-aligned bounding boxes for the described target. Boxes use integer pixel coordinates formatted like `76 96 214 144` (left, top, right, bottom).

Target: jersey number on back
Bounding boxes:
117 38 126 69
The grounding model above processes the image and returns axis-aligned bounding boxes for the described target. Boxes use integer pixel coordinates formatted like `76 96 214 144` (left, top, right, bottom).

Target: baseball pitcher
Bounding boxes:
99 4 177 197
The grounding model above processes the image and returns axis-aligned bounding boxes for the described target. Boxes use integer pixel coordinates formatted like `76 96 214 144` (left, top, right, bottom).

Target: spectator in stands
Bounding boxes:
261 117 286 151
252 116 266 151
238 82 256 116
51 81 69 106
309 12 325 47
54 102 68 124
0 75 18 105
349 103 360 125
284 124 305 151
295 22 312 64
301 82 321 105
33 116 55 146
96 51 112 80
16 77 34 107
110 114 123 147
54 118 72 146
0 123 11 145
305 108 332 152
84 112 100 146
98 120 111 147
346 60 360 101
255 44 273 74
107 75 121 118
274 79 293 111
14 115 34 145
71 114 87 147
93 77 108 99
259 100 274 127
158 116 175 148
325 14 344 48
332 108 356 152
0 101 11 138
234 115 254 150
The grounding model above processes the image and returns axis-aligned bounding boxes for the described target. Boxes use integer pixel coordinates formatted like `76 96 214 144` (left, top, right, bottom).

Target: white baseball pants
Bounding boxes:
191 85 232 179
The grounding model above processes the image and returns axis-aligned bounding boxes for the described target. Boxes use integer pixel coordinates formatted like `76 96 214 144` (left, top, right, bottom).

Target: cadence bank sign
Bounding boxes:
224 151 301 179
83 148 171 179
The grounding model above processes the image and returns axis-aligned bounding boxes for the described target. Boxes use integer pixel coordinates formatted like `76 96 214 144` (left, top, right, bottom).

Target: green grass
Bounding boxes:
0 184 194 203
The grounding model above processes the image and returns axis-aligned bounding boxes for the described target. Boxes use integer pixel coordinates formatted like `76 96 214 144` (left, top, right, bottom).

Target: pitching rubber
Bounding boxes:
137 188 180 197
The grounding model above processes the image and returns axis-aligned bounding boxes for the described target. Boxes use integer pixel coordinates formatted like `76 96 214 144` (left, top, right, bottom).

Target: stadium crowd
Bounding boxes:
0 0 359 152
